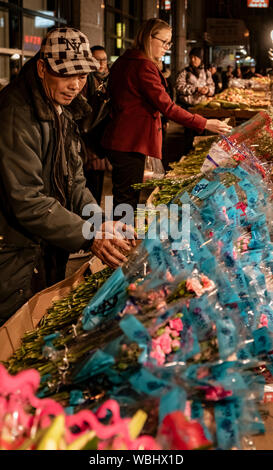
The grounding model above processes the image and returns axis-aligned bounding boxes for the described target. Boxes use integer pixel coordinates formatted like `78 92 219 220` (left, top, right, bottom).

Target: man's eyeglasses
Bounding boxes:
151 35 173 50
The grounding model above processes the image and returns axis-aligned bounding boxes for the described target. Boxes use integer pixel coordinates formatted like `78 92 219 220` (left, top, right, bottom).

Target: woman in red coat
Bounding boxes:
102 18 231 212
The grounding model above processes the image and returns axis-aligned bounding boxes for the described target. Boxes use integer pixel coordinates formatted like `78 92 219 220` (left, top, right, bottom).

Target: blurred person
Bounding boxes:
208 63 222 95
243 65 263 79
0 28 135 324
176 48 215 154
176 48 215 108
81 45 111 205
161 62 174 100
234 66 242 79
222 65 234 90
101 20 230 212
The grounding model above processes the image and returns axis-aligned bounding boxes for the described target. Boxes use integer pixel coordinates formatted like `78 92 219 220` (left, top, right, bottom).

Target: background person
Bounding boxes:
176 48 215 108
175 47 215 154
234 66 243 79
102 19 230 212
81 45 112 206
222 65 234 90
208 63 222 95
0 28 134 324
243 65 263 79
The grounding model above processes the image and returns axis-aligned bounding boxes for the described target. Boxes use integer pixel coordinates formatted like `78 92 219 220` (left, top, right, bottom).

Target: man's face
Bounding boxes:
37 59 88 106
92 49 108 74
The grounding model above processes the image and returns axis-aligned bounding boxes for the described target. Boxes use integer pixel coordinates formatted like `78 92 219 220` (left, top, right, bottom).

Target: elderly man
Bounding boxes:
0 28 134 324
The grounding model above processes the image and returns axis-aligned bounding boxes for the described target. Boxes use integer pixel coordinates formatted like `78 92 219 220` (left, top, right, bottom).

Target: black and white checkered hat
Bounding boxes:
40 27 99 75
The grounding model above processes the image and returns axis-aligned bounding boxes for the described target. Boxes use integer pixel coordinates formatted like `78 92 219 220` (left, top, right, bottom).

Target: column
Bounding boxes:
172 0 187 77
142 0 159 20
72 0 105 47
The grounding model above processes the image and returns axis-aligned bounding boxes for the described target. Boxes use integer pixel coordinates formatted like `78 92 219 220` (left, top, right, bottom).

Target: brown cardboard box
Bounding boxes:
0 257 105 362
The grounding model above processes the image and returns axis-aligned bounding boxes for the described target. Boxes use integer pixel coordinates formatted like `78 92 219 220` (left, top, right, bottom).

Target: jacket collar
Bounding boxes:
120 48 168 88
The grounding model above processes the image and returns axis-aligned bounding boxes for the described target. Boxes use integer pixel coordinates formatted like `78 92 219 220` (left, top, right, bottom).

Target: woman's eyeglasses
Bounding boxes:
151 35 173 50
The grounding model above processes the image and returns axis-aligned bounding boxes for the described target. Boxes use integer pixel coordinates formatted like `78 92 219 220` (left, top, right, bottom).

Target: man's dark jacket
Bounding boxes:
0 57 99 324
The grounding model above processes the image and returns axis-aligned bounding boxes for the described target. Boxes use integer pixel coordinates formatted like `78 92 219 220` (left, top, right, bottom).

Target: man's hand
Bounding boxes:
91 220 137 269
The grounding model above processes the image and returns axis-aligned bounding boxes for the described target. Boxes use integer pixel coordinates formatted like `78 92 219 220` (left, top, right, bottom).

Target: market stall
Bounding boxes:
189 77 271 126
2 109 273 451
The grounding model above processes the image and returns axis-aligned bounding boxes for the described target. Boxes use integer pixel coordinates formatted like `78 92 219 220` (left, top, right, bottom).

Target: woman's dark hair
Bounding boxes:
91 45 106 54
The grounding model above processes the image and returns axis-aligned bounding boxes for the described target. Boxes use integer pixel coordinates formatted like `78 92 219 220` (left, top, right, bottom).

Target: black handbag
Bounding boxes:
83 82 111 159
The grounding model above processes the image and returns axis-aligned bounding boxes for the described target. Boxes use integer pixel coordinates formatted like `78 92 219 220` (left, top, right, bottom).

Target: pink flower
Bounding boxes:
222 206 229 224
203 385 232 401
147 292 157 302
158 289 167 298
150 345 166 365
166 270 175 283
217 241 224 256
170 329 179 338
186 278 204 297
171 339 181 350
158 333 172 354
169 318 183 332
197 367 210 380
258 313 268 329
200 274 215 291
152 337 161 349
128 283 136 291
156 301 167 311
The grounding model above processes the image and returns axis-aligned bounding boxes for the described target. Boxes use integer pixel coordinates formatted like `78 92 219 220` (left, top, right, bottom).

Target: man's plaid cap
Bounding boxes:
40 27 99 75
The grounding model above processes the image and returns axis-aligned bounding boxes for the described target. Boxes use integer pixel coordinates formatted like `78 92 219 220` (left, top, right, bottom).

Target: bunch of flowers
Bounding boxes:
150 314 183 366
0 364 216 451
6 267 113 376
186 274 216 298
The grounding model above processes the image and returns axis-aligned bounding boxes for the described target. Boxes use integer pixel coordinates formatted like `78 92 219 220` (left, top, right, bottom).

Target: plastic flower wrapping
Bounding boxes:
0 364 161 450
5 110 273 450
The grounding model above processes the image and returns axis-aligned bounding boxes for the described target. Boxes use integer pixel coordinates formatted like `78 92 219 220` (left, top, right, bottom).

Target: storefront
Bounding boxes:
104 0 143 63
0 0 71 85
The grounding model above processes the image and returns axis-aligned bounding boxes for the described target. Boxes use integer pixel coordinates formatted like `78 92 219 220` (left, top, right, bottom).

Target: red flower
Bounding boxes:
233 153 245 162
158 411 212 450
200 385 233 401
234 202 247 217
169 318 183 332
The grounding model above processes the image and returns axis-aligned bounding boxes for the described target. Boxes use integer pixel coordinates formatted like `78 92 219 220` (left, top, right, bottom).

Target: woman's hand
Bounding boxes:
205 119 232 134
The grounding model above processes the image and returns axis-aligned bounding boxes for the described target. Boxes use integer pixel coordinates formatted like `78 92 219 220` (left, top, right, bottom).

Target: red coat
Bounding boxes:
102 49 207 159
